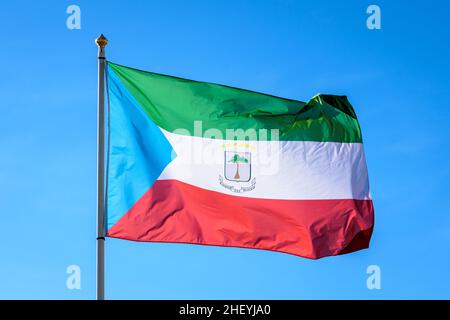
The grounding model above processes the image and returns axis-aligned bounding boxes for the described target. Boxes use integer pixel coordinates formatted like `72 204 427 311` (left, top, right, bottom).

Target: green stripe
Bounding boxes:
107 62 362 143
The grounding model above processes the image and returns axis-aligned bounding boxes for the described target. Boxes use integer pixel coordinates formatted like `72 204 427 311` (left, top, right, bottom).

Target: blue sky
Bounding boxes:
1 0 449 299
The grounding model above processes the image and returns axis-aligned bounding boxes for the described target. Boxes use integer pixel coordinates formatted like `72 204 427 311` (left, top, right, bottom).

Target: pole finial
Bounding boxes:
95 34 108 48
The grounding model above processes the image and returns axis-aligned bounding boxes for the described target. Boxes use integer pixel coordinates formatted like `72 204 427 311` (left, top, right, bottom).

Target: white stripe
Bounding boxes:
158 129 371 200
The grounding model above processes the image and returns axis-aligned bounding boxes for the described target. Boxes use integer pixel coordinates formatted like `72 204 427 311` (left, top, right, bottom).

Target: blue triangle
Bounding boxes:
106 65 175 230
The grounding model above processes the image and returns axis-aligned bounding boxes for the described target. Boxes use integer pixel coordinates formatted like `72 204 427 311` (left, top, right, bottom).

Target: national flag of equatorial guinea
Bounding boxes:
105 61 374 259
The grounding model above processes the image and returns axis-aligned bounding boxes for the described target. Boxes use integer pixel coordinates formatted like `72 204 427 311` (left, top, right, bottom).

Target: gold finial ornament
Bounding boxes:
95 34 108 48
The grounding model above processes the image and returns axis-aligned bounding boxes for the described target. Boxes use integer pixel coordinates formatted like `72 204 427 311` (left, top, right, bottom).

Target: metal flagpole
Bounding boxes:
95 34 108 300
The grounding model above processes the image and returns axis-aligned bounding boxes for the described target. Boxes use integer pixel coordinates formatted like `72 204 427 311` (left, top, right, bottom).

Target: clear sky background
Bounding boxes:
1 0 449 299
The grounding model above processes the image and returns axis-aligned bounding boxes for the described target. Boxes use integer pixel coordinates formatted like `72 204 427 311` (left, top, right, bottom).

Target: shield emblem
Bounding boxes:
224 151 251 182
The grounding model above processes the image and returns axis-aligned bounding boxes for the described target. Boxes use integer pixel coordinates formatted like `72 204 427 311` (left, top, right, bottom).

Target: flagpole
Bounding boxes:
95 34 108 301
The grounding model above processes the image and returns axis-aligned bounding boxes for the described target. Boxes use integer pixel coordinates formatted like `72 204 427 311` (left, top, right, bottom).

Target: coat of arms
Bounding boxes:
219 151 256 193
225 151 251 182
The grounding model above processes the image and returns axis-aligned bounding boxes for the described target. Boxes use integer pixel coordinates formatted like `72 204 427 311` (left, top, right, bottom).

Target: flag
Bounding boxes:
105 61 374 259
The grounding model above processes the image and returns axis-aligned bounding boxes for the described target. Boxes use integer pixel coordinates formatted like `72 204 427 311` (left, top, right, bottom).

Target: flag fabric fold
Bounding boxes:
105 61 374 259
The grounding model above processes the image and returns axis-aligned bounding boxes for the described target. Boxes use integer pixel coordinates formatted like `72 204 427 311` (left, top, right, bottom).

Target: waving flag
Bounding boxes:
105 61 374 259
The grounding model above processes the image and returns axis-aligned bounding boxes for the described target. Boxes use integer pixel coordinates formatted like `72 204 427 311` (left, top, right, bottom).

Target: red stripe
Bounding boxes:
107 180 374 259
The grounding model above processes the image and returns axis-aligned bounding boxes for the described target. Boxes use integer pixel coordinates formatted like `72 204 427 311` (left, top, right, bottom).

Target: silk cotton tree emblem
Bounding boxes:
225 152 251 182
219 151 256 193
